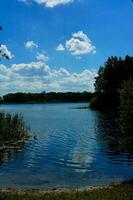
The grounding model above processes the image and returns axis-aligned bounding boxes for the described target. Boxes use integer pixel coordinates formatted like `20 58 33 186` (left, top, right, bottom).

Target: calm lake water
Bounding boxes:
0 103 133 189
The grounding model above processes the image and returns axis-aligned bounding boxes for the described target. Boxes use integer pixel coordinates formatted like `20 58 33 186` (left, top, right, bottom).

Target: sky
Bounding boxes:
0 0 133 94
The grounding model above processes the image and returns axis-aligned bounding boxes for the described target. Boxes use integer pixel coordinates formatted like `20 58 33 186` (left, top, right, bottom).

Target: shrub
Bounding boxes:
0 112 29 141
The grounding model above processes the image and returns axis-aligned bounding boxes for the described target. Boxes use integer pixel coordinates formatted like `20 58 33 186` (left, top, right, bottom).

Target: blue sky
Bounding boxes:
0 0 133 94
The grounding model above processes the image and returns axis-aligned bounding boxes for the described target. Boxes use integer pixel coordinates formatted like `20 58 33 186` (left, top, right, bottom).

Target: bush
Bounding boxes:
0 112 29 141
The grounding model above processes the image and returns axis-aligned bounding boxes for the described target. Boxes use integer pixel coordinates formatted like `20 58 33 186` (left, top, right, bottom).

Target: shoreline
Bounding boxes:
0 180 131 193
0 101 90 105
0 181 133 199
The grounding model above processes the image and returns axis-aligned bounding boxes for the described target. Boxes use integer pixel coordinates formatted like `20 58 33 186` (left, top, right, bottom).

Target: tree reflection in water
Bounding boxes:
95 111 133 163
0 142 26 165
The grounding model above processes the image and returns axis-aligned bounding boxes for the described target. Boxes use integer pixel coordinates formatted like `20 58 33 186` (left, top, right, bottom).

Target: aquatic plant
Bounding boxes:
0 112 29 142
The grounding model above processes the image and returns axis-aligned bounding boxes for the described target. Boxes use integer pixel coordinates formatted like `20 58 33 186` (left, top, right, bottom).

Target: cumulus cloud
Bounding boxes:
56 31 96 57
66 31 96 56
0 45 14 60
0 61 97 94
56 43 65 51
36 53 49 61
19 0 75 8
25 41 38 49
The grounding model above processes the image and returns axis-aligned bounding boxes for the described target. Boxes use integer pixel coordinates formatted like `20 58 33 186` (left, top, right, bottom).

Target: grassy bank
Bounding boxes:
0 182 133 200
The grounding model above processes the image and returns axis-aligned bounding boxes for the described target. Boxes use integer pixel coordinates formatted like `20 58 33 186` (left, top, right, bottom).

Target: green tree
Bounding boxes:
95 56 122 94
118 79 133 136
91 56 133 109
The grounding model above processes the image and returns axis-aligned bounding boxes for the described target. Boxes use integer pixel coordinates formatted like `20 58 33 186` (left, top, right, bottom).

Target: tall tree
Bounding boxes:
91 56 133 109
118 79 133 136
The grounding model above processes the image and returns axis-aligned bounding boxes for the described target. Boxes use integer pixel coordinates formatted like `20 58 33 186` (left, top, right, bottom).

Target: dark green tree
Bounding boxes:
118 79 133 136
91 56 133 109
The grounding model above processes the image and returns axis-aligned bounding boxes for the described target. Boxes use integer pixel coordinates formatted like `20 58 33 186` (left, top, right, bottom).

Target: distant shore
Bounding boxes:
0 101 89 104
0 91 93 105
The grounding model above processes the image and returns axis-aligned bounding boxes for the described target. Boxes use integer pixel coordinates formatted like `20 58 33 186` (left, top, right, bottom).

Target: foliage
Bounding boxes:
118 79 133 136
91 55 133 109
91 56 133 154
0 91 93 104
0 112 29 141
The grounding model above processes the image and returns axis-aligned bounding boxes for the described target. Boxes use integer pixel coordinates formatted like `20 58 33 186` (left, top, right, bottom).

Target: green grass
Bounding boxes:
0 182 133 200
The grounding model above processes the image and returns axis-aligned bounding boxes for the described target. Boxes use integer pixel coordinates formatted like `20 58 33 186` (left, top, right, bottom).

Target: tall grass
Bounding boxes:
0 112 29 142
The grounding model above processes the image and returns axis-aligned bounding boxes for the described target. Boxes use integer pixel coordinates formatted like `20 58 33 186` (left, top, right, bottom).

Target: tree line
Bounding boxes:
0 91 94 104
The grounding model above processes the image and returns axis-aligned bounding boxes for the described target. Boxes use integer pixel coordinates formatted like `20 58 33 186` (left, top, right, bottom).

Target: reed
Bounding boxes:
0 112 29 142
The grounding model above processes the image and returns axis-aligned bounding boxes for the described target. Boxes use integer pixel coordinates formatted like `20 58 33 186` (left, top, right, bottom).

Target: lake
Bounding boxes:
0 103 133 189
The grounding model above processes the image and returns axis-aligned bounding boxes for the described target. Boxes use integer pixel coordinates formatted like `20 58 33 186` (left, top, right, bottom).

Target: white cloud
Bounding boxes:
0 64 8 74
36 53 49 61
0 61 97 94
19 0 75 8
56 43 65 51
65 31 96 56
0 45 14 60
58 67 70 76
25 41 38 49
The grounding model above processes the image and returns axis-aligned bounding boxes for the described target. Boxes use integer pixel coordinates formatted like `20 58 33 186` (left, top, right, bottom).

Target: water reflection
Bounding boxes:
0 103 133 188
95 111 133 163
68 131 96 173
0 142 26 165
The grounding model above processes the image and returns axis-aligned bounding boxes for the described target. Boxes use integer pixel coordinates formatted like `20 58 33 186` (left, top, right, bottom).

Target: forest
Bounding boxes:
0 91 93 104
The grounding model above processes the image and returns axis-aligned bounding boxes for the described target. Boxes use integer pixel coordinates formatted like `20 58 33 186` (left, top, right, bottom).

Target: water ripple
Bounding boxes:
0 103 133 188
